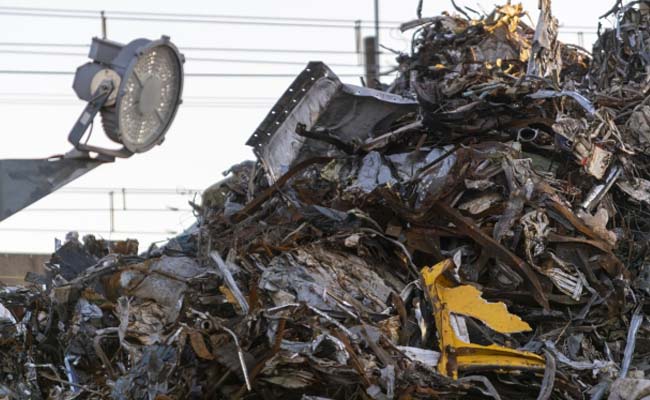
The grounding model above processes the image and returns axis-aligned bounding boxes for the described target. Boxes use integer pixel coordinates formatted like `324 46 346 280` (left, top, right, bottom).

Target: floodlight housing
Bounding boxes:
70 36 184 157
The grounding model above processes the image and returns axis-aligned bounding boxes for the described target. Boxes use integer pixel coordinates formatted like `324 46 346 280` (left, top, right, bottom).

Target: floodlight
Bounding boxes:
0 36 184 222
70 36 184 157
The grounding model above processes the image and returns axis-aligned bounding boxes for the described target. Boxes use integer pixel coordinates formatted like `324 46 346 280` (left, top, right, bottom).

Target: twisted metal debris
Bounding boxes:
4 1 650 399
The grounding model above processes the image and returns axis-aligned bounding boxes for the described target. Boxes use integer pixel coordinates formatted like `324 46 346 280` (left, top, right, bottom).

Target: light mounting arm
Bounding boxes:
67 80 130 160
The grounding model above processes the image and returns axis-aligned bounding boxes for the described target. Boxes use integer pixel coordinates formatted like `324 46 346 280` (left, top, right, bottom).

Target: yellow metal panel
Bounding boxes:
421 259 545 379
441 285 531 333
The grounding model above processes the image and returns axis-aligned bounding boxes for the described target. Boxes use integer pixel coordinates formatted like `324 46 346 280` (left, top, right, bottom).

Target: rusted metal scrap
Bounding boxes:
5 1 650 399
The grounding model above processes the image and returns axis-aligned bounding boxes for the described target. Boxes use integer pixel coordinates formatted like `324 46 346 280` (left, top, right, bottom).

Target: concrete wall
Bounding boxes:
0 253 49 285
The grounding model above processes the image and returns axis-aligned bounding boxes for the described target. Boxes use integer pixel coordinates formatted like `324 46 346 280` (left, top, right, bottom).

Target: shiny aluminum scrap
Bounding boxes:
5 1 650 399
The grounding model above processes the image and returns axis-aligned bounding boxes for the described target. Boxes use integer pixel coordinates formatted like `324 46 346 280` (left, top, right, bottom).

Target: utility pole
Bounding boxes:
373 0 380 84
101 11 107 39
577 31 584 48
355 20 362 65
364 36 378 87
108 190 115 233
363 0 380 88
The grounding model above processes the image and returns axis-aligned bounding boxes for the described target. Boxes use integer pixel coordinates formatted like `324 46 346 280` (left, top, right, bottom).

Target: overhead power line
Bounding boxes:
0 70 71 76
0 42 397 56
0 5 404 25
20 208 194 213
187 56 364 67
0 11 600 36
0 94 277 109
0 6 600 33
0 49 371 68
558 28 598 34
0 6 600 39
58 187 200 194
0 69 376 78
0 101 274 109
0 92 277 108
0 227 178 235
0 92 277 100
0 49 87 57
0 10 399 30
0 41 88 48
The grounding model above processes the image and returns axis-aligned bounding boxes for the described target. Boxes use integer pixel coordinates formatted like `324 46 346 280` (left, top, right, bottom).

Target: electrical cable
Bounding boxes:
0 227 179 235
0 10 399 30
0 5 405 24
0 69 373 78
0 41 381 55
0 49 372 68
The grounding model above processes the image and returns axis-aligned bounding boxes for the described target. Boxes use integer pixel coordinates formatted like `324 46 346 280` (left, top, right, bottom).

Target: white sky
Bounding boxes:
0 0 615 253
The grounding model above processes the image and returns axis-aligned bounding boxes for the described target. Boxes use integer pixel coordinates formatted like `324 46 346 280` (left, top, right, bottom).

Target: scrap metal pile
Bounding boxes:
5 1 650 399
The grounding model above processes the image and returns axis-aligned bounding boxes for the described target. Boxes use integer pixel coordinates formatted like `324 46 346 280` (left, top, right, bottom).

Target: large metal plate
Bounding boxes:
0 158 104 222
247 61 417 183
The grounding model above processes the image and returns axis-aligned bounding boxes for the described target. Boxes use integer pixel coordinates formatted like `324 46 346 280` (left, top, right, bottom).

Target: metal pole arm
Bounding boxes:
0 82 119 223
67 80 131 159
68 81 112 147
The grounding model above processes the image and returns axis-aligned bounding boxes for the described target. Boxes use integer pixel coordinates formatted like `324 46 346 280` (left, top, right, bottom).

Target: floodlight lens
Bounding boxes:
116 45 182 152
